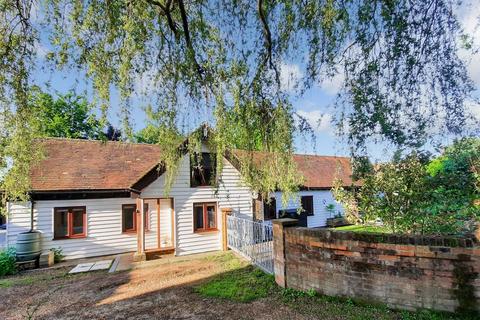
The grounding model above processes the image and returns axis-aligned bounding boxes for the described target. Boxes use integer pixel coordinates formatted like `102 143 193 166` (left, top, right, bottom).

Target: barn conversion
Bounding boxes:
5 131 355 260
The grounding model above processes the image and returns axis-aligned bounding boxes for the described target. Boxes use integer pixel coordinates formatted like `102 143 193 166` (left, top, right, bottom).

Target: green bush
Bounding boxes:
336 138 480 235
49 247 64 263
0 248 17 277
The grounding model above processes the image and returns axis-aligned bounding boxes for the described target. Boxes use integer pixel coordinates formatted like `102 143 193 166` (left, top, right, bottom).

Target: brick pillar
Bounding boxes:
272 218 298 288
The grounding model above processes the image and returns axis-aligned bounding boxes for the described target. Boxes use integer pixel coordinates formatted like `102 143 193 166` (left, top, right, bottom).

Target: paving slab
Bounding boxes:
69 260 113 274
69 263 94 274
90 260 112 271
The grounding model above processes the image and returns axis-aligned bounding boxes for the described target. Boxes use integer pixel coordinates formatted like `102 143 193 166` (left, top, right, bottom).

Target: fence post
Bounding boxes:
272 218 298 288
221 208 232 251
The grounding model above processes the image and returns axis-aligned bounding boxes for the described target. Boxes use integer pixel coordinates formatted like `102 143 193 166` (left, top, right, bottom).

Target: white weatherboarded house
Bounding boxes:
6 131 355 260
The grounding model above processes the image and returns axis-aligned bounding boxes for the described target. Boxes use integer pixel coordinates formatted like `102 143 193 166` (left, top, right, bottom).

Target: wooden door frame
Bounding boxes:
142 197 175 250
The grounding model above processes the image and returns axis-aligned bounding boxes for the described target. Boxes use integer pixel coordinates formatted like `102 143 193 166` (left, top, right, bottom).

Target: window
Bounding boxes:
122 203 149 233
301 196 314 216
263 198 277 220
190 152 216 187
53 207 86 239
193 202 217 232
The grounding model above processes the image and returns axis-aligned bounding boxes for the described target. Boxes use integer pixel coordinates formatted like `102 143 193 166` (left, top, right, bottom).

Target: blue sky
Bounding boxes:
30 3 480 163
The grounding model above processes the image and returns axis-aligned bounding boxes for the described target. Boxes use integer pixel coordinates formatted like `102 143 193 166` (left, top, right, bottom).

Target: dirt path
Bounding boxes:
0 252 460 320
0 253 304 320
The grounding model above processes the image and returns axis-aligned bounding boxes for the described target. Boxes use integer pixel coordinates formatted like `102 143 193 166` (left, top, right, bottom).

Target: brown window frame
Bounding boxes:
53 206 87 240
301 196 314 216
122 203 149 234
263 198 277 220
193 202 218 233
190 152 216 187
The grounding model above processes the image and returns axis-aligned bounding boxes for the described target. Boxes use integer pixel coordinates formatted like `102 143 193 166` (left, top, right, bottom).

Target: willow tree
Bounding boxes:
0 1 477 202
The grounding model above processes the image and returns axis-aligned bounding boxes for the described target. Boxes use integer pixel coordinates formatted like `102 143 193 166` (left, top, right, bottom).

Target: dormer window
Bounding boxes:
190 152 216 187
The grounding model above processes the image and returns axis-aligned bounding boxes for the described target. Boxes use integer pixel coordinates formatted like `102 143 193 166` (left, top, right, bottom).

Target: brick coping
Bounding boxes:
286 226 478 248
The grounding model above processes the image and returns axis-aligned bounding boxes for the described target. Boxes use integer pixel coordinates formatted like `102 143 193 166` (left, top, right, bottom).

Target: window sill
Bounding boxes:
194 229 219 234
53 236 86 240
122 230 152 235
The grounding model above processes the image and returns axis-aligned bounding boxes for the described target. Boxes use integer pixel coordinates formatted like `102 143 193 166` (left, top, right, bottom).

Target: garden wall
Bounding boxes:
272 219 480 314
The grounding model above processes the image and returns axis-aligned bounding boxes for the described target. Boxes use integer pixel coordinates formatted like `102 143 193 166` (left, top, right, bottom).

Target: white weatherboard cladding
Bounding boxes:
6 153 253 259
274 190 344 227
7 198 140 259
141 155 253 256
6 201 32 249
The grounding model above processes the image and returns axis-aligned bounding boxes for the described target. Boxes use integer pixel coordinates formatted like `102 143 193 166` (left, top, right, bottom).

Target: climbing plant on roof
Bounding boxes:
0 0 478 204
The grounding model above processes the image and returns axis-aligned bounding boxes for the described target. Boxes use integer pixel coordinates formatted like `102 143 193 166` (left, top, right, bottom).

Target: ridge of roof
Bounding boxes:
38 137 163 147
293 153 350 158
39 138 351 160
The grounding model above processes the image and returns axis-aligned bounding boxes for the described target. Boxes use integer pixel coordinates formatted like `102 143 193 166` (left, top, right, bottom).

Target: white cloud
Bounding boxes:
466 99 480 119
456 3 480 86
35 42 48 59
279 63 303 92
133 68 158 96
320 73 344 96
297 109 334 134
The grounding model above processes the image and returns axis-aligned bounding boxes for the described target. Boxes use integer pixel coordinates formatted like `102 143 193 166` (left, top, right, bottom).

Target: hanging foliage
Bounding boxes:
0 1 477 204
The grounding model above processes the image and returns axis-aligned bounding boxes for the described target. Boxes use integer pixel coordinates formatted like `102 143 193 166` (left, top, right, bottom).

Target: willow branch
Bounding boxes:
257 0 273 68
145 0 178 36
177 0 204 78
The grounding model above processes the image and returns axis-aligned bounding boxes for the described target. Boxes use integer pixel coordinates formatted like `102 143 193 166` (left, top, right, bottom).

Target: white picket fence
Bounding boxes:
226 215 274 274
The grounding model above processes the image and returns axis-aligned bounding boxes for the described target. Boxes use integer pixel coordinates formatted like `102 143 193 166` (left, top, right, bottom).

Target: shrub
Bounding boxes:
334 138 480 235
0 248 17 277
49 247 64 263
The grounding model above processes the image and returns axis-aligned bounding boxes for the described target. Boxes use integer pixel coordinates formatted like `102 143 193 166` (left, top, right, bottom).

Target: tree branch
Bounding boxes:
257 0 273 68
144 0 178 36
177 0 204 78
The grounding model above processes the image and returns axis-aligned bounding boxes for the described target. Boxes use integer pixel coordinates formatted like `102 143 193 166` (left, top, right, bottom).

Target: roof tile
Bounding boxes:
30 139 356 191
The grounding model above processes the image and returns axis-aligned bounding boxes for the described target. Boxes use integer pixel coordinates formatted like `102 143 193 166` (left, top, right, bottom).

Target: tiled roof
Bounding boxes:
230 150 356 189
30 138 356 191
30 139 161 191
293 154 356 189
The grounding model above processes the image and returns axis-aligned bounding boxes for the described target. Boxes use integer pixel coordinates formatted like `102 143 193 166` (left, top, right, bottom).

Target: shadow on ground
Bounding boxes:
0 252 471 320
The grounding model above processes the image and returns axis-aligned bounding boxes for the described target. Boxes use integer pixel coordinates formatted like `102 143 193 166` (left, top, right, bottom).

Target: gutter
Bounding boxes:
29 188 141 201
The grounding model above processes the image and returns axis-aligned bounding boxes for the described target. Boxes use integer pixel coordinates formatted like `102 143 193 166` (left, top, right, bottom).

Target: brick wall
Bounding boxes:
272 219 480 314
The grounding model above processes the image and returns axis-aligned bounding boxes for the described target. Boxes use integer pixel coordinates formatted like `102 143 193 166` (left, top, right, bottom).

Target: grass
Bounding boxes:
0 267 88 288
196 265 275 302
333 224 390 233
196 258 475 319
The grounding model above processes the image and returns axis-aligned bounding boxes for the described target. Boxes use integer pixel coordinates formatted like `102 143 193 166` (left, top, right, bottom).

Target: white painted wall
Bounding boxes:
6 152 253 259
141 155 253 256
7 198 141 259
274 190 344 228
